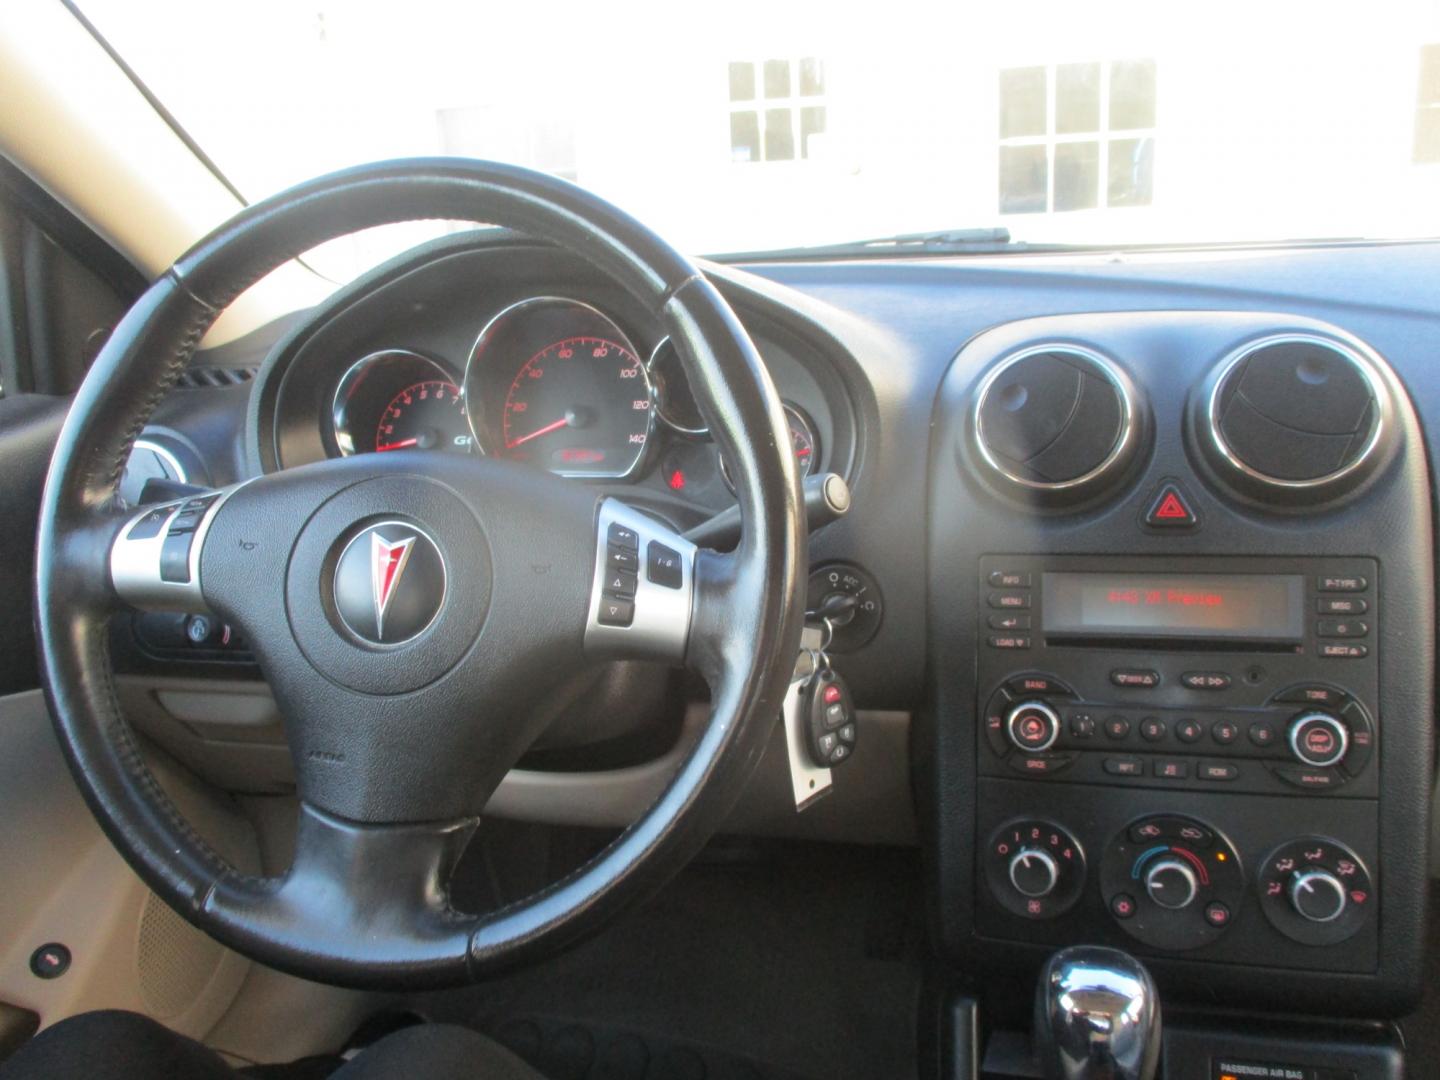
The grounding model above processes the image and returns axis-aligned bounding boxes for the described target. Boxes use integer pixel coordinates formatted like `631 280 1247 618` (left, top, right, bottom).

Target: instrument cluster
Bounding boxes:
328 295 824 488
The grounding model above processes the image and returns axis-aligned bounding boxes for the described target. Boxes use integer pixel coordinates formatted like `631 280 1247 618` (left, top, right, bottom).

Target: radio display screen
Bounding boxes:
1041 572 1304 641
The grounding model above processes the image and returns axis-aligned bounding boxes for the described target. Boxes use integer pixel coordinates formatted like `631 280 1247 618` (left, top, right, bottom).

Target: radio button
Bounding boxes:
1140 717 1167 742
1007 701 1060 752
1272 765 1345 790
988 635 1032 649
1005 675 1074 697
1289 713 1349 768
1007 752 1077 776
1181 671 1232 691
1248 721 1278 748
1274 685 1347 707
1153 759 1190 780
988 591 1031 609
1175 719 1204 743
1110 669 1161 689
1320 643 1368 659
1104 757 1144 777
1068 712 1096 738
1104 716 1132 740
988 613 1032 631
1317 575 1367 592
1210 720 1239 745
1318 597 1367 615
1317 618 1368 638
987 570 1032 588
1199 761 1240 781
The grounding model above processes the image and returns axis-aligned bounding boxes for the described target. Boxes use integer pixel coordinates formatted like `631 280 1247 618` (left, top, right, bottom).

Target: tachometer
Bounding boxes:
332 349 472 456
464 298 654 478
375 379 468 453
720 402 821 490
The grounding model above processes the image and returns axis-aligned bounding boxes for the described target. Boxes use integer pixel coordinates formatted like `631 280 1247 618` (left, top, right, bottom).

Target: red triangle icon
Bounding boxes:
1145 484 1197 528
1155 493 1188 519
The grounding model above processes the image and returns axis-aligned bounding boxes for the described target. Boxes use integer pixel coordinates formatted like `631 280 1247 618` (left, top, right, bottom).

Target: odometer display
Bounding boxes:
500 336 651 476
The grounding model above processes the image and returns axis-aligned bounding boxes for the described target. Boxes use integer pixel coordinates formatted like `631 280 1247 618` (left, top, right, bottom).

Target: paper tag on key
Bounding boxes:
783 625 834 811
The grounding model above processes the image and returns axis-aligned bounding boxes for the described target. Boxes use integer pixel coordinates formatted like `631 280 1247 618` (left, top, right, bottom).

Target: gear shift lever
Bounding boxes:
1034 946 1160 1080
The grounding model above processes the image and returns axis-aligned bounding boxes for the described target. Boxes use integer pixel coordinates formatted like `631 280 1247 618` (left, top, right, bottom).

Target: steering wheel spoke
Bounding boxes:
583 499 698 665
109 486 241 612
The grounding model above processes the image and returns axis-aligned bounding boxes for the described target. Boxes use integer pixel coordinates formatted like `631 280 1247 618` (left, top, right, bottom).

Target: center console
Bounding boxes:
922 311 1434 1076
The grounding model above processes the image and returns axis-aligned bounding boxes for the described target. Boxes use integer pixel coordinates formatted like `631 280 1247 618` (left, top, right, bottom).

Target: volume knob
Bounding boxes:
1288 713 1349 768
1006 701 1060 753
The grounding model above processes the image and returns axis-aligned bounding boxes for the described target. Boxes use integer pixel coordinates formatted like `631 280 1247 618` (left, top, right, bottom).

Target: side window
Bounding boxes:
1416 45 1440 164
0 159 142 396
998 59 1156 215
729 57 828 164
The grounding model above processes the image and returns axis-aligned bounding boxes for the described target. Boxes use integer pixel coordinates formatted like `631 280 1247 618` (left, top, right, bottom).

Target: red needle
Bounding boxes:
507 416 569 449
376 438 419 452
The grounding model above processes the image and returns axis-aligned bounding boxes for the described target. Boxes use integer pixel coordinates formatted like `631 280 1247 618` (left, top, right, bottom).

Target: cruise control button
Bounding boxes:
597 598 635 627
1211 720 1239 745
127 506 174 540
646 541 683 589
1318 575 1367 592
1103 757 1143 776
988 591 1031 610
160 532 195 584
1175 719 1203 744
1110 669 1160 689
987 570 1031 588
1181 671 1231 691
987 613 1031 631
1199 762 1240 781
1318 597 1368 615
607 523 639 550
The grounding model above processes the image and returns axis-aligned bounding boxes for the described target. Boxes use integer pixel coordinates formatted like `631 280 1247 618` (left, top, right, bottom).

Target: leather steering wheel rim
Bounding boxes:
35 159 805 988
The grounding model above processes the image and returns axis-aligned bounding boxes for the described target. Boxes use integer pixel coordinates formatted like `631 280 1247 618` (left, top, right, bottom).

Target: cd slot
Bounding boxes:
1041 633 1303 654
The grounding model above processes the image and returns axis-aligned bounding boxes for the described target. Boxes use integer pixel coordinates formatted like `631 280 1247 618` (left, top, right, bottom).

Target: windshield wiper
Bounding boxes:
714 226 1088 262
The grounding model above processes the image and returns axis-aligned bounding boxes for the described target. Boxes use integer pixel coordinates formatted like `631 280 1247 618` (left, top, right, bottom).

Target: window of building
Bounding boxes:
997 59 1156 214
729 57 827 163
1416 45 1440 164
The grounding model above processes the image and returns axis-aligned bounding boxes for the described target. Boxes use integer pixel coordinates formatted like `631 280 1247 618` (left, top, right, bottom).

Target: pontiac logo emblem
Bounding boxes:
332 522 445 645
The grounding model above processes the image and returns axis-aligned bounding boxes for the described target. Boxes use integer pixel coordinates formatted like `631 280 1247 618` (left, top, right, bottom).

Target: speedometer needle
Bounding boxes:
376 438 419 452
507 416 569 449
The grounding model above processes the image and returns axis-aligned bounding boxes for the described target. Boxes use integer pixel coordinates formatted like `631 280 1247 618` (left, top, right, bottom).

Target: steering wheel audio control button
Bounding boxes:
586 500 697 661
597 598 634 627
607 523 639 550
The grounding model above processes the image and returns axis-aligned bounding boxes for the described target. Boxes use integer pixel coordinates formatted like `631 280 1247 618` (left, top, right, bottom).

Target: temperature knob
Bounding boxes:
1143 859 1199 911
1006 701 1060 752
1008 848 1060 898
1289 869 1348 923
1288 713 1349 768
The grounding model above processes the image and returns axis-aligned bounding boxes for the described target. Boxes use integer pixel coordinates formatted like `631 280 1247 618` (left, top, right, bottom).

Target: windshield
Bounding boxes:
78 0 1440 278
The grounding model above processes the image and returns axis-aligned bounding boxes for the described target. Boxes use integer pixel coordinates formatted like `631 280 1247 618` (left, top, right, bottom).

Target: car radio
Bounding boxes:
976 554 1378 799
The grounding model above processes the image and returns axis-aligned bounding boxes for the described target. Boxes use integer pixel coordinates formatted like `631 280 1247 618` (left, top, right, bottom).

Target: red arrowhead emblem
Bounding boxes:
371 533 417 639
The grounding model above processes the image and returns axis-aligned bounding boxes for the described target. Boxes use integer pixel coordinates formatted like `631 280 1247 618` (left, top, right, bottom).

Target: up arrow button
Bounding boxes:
1144 482 1198 529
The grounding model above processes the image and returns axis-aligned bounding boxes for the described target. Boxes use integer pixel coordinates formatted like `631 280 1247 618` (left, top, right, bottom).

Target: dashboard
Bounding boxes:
125 232 1440 1037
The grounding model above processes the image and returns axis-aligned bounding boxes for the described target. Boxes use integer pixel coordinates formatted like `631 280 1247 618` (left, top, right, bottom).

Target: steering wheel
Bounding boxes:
34 160 805 988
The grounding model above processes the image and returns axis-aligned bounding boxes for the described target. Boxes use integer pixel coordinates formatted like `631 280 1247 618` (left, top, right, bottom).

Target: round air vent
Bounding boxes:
972 345 1144 505
1197 333 1393 505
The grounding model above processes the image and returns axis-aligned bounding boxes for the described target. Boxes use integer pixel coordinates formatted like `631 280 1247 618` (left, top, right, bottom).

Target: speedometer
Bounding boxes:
464 298 654 478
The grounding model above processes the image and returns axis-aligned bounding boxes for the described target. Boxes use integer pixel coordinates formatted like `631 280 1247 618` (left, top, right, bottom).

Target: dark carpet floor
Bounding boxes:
415 836 925 1080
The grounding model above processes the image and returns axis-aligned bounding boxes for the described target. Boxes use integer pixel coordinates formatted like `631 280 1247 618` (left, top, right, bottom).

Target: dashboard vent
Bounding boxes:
173 366 258 391
972 345 1143 504
1198 334 1391 505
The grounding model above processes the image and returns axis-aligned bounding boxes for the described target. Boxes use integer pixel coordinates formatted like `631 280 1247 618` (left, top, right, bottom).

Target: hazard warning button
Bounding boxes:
1144 482 1198 529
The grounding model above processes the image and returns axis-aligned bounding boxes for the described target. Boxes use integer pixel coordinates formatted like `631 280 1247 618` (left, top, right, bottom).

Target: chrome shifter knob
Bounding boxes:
1034 946 1160 1080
